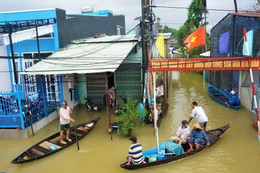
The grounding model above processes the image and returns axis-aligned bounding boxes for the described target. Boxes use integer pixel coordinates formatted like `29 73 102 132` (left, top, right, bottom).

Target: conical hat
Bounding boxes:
193 123 202 130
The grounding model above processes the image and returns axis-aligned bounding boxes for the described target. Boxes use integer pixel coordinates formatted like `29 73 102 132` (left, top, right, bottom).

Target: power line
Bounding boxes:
0 57 255 74
151 5 255 13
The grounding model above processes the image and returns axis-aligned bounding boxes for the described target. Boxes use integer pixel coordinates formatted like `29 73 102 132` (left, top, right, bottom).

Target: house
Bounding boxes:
209 12 260 114
0 8 125 138
23 35 142 108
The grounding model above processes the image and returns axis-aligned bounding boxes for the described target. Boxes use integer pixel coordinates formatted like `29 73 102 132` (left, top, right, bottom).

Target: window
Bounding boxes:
45 75 60 102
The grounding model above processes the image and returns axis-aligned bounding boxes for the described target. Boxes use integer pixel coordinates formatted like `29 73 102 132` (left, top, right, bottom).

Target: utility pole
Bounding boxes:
35 20 41 60
141 0 150 102
233 0 238 13
8 24 18 85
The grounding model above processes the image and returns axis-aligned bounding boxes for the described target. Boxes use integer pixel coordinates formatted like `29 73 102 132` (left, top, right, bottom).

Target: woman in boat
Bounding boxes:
187 123 210 152
224 90 240 106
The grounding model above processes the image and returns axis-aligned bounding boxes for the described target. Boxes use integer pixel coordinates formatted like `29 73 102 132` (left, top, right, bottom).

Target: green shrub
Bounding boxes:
117 99 146 137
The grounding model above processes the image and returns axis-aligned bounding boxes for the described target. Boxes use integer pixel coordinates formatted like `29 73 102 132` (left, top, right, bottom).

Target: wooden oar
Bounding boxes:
73 122 80 151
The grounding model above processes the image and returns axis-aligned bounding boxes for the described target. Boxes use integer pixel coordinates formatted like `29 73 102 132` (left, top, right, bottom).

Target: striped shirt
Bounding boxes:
128 143 144 164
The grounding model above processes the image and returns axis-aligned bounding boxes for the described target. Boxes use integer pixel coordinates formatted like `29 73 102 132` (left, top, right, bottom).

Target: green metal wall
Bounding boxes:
86 74 106 105
115 63 142 105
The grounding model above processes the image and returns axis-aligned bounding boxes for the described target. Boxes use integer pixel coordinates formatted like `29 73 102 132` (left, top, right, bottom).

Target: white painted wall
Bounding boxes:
0 45 11 92
62 75 78 107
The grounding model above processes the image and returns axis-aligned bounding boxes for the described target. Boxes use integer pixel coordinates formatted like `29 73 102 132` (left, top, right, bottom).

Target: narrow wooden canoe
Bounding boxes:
208 83 240 109
11 117 100 164
120 124 230 170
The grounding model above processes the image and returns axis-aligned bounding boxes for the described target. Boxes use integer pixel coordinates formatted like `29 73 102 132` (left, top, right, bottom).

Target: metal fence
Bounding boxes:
0 75 63 130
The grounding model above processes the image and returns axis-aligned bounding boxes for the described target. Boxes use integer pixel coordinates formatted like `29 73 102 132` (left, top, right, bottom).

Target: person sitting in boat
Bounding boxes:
187 123 210 152
188 101 208 131
224 90 240 106
174 120 190 145
127 136 146 165
59 100 75 145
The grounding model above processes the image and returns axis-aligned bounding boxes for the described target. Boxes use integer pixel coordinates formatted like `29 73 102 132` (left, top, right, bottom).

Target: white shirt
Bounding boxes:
177 126 190 139
59 106 71 124
191 106 208 123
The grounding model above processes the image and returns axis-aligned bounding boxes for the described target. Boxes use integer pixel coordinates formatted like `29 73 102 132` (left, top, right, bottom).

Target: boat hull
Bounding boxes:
11 117 100 164
208 83 240 109
120 124 230 170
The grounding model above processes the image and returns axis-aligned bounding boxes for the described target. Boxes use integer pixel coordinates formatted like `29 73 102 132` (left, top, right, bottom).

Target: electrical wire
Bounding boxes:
0 56 255 74
151 5 255 13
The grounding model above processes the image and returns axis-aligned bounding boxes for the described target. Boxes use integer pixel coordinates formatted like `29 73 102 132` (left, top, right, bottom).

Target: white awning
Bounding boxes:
200 51 210 57
0 25 53 46
23 38 138 75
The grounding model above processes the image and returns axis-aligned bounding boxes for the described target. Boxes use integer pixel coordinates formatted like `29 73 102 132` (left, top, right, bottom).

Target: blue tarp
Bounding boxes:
143 141 184 160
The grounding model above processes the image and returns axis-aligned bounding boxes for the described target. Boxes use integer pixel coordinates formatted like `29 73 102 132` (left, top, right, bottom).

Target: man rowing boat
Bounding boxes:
59 100 75 144
188 101 208 131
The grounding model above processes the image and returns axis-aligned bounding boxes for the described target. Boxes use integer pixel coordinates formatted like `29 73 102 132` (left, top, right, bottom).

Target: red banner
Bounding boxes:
149 57 260 72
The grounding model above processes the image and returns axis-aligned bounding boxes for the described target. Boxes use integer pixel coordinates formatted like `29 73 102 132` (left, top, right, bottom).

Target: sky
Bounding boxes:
0 0 258 32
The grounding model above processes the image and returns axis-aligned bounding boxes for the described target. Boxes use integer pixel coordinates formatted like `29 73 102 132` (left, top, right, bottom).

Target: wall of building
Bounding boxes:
209 14 240 92
0 45 11 91
0 8 60 51
57 10 125 48
6 38 56 56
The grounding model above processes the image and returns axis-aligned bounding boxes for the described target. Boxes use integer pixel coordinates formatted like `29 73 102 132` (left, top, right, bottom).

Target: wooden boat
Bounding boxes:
11 117 100 164
208 83 240 109
120 124 230 170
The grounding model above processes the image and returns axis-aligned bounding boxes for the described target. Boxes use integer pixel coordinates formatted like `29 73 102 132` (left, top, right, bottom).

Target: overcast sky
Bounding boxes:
0 0 258 31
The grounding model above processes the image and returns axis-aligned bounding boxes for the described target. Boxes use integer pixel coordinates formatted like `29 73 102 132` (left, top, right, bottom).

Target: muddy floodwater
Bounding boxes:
1 71 260 173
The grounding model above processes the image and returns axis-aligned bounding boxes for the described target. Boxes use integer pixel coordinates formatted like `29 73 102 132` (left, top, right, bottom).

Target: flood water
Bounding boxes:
1 71 260 173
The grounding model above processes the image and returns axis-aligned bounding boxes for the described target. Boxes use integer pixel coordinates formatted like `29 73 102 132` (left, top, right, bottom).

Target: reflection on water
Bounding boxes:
1 71 260 173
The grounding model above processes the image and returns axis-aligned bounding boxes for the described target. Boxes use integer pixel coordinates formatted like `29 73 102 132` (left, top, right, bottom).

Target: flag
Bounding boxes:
183 25 206 52
219 31 230 54
156 34 165 58
243 29 254 56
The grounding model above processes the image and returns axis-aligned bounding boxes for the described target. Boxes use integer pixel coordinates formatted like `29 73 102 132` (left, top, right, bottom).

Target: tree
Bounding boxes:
175 0 209 57
163 25 177 37
117 99 146 137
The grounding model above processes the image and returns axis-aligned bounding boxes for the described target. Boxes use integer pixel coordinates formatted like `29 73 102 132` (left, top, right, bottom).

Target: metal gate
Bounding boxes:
86 74 106 105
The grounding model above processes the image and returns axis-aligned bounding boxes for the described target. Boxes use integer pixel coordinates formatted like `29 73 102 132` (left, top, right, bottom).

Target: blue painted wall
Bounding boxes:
0 9 60 92
0 8 60 51
6 38 56 54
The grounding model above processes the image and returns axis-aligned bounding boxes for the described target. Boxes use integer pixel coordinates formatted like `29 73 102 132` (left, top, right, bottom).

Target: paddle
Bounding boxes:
73 122 80 151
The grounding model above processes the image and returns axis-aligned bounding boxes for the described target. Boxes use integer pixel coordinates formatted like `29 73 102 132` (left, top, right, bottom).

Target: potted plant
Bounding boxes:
117 99 147 137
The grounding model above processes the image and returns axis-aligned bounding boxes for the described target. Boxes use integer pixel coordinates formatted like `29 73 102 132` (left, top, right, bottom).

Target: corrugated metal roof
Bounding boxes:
23 37 138 75
155 33 172 40
72 34 139 44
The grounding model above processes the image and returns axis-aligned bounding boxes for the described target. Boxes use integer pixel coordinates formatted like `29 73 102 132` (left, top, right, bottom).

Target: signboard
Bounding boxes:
149 57 260 72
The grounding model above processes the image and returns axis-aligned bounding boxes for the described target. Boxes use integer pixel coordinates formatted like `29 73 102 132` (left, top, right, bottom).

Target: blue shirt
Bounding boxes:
189 129 210 146
225 91 240 106
128 143 144 164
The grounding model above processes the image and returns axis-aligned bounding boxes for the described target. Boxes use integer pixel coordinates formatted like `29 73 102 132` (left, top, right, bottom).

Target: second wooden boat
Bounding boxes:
208 83 240 109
